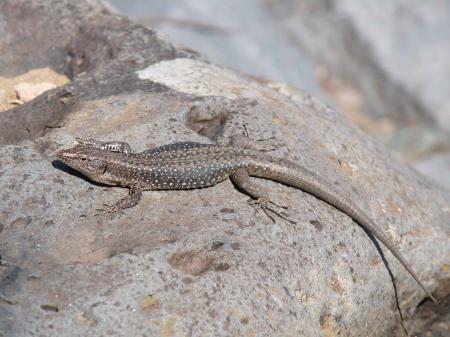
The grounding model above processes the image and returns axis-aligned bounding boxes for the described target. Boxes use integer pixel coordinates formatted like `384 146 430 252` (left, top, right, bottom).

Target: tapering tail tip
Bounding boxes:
420 283 437 303
423 285 438 303
429 293 438 303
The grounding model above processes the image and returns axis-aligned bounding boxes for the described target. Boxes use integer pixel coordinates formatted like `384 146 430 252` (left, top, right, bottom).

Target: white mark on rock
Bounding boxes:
136 58 261 100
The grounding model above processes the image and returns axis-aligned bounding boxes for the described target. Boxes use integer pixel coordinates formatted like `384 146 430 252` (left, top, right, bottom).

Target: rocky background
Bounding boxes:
109 0 450 190
0 1 449 336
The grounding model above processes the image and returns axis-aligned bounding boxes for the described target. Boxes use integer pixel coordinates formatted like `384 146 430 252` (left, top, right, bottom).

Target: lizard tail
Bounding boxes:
249 158 437 303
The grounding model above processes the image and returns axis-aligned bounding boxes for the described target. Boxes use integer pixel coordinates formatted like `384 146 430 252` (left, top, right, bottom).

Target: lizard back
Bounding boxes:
106 142 250 190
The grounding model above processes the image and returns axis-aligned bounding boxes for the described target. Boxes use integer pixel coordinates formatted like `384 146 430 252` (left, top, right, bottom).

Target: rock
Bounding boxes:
0 1 449 337
110 0 450 194
109 0 324 101
413 153 450 190
268 0 450 166
14 82 57 102
0 68 69 112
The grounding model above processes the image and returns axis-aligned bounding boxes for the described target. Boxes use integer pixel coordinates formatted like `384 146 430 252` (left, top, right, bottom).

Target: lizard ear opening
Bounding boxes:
87 159 107 174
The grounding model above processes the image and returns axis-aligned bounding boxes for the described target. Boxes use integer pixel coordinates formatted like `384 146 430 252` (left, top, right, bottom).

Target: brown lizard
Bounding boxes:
57 137 436 303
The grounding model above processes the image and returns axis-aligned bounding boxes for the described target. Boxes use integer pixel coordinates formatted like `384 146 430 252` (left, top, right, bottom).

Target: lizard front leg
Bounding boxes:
96 183 143 219
230 168 296 224
75 137 132 154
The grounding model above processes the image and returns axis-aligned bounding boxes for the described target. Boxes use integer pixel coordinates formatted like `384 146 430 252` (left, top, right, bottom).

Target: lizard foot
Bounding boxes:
94 203 123 220
248 198 296 225
269 200 288 209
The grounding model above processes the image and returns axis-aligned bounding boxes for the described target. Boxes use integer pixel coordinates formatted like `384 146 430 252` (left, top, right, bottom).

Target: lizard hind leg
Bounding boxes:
231 168 296 225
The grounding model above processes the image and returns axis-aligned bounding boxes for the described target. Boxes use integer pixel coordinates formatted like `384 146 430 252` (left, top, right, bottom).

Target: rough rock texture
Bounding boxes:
108 0 450 190
268 0 445 127
0 1 449 337
266 0 450 187
108 0 324 101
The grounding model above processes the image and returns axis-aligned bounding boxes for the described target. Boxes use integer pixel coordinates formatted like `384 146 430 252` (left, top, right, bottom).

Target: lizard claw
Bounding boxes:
94 203 121 220
265 205 296 225
248 198 296 225
269 201 288 209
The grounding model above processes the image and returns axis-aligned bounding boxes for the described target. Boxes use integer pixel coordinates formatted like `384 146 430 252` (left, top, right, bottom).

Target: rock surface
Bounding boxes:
0 1 449 337
111 0 450 190
267 0 450 188
0 68 69 112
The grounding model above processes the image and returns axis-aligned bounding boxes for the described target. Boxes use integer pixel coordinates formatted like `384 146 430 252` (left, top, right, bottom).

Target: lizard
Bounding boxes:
56 137 436 303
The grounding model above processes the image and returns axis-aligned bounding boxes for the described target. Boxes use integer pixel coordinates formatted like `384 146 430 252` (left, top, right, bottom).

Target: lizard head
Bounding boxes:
57 145 109 183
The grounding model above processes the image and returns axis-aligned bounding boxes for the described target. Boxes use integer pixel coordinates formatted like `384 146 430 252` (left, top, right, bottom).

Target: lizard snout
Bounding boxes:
57 149 70 160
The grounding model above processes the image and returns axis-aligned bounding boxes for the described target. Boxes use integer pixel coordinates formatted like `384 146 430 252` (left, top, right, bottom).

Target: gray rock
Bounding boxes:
0 1 449 337
108 0 450 195
269 0 450 129
108 0 324 101
413 152 450 190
